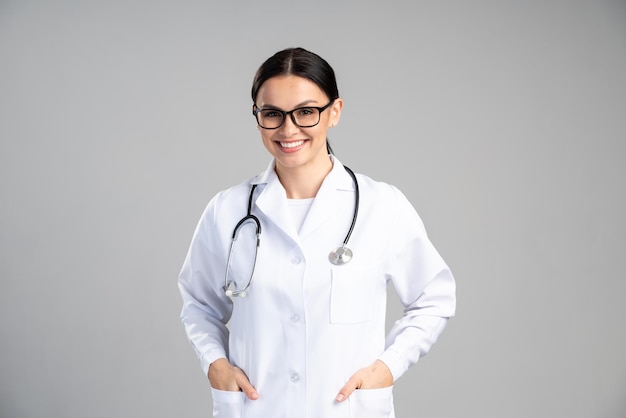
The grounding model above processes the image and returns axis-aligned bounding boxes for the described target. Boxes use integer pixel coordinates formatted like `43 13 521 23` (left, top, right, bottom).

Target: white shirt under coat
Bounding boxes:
178 156 456 418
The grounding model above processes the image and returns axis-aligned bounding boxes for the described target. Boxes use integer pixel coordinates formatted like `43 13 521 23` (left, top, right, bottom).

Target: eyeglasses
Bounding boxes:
252 100 335 129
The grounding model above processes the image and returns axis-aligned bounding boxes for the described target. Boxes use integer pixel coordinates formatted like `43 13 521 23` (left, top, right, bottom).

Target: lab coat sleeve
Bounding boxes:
178 196 234 376
378 186 456 382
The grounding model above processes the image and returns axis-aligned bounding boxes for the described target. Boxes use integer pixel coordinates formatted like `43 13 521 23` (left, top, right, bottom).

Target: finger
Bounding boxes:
335 376 361 402
235 371 259 400
240 382 259 400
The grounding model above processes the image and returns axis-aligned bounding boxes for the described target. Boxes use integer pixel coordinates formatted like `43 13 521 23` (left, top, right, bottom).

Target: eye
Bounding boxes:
262 110 283 119
296 108 315 116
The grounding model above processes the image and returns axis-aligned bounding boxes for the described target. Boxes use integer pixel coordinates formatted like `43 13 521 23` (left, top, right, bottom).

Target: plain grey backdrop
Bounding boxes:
1 1 625 417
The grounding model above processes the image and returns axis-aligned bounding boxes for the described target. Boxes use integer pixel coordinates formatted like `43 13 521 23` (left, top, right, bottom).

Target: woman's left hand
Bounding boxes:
335 360 394 402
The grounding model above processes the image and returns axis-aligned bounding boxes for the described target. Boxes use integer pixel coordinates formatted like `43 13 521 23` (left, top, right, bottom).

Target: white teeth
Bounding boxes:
280 140 304 148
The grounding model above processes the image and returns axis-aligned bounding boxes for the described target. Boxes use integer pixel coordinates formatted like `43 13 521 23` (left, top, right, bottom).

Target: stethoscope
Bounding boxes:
224 165 359 297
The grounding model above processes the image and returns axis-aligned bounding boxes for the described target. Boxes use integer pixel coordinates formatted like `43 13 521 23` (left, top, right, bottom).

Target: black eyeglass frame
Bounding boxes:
252 99 336 130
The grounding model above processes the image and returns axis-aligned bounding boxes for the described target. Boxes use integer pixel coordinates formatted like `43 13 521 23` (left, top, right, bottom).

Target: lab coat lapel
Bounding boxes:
253 161 300 244
252 157 355 244
298 157 355 241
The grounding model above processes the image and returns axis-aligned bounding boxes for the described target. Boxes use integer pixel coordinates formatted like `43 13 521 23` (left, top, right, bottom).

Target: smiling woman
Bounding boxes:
254 74 342 195
178 47 456 418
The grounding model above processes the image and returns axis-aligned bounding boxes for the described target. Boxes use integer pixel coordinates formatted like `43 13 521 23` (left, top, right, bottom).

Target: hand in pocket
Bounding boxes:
209 358 259 400
335 360 393 402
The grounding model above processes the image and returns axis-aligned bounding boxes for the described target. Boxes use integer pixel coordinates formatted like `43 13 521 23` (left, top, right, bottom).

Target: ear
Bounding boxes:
329 98 344 127
253 104 261 131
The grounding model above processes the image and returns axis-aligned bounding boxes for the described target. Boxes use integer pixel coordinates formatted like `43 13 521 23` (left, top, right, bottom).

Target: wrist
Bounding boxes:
208 357 230 380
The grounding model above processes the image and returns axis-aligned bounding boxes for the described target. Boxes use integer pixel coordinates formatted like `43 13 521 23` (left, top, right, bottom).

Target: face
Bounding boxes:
254 75 343 174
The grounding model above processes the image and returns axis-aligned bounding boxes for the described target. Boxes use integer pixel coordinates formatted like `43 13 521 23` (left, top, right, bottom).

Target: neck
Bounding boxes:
275 157 333 199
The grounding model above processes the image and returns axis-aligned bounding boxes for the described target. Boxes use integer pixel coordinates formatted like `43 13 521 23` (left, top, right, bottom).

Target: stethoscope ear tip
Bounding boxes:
224 288 247 298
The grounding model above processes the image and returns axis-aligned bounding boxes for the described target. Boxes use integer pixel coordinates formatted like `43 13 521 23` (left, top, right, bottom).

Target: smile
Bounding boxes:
279 140 305 148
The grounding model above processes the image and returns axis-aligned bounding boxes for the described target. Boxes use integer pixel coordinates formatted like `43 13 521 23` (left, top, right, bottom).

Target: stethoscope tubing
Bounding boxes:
340 165 358 248
224 166 358 297
225 185 261 297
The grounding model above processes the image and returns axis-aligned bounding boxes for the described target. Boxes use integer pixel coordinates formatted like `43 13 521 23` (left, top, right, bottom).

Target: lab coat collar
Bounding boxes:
250 155 353 189
250 155 356 244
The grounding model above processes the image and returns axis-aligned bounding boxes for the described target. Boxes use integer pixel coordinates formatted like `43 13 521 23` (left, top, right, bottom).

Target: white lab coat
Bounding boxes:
178 157 456 418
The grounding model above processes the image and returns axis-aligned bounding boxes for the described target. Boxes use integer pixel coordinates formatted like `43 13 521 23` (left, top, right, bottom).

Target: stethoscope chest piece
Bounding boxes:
329 245 353 265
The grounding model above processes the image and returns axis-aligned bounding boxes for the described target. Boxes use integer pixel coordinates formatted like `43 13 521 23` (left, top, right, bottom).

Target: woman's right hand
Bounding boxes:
208 358 259 400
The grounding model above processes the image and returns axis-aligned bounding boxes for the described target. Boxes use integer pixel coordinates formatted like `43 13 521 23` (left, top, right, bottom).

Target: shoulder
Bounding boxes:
201 174 258 221
353 171 424 229
353 171 407 203
209 159 275 208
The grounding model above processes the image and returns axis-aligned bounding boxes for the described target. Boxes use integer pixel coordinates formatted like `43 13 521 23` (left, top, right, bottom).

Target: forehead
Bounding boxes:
256 75 328 108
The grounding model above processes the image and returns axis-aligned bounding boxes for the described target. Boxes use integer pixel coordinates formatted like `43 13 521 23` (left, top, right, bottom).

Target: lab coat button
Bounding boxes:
290 374 299 382
290 314 300 323
291 256 302 265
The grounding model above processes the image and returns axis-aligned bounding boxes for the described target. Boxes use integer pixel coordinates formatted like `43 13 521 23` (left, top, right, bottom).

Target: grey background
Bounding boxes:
1 1 625 417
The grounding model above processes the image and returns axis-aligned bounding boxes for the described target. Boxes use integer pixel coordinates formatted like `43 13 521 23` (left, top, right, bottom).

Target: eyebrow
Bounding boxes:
258 99 320 110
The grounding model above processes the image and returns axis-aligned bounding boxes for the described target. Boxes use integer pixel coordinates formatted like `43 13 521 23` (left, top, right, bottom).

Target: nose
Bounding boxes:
279 114 300 136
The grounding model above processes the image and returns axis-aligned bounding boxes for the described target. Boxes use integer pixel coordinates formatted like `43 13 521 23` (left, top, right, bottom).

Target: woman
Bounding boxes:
178 47 456 418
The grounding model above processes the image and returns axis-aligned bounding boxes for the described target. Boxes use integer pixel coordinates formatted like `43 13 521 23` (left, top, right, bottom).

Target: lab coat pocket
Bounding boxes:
349 386 394 418
211 388 245 418
330 267 376 324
